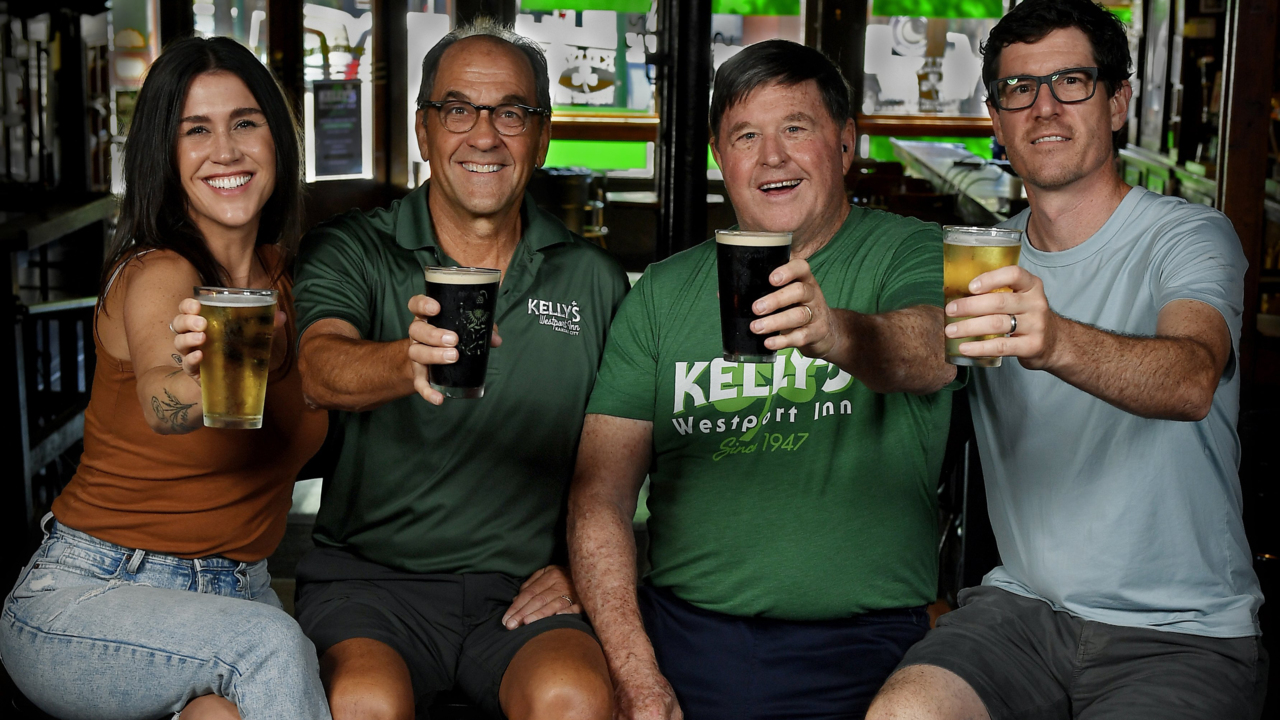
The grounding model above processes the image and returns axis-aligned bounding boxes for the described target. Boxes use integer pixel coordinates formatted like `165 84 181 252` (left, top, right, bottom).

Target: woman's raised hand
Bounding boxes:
171 298 208 384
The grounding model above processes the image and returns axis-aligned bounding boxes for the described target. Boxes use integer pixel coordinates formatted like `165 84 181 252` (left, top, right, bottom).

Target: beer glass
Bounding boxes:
424 266 501 399
196 287 277 429
716 230 793 363
943 226 1024 367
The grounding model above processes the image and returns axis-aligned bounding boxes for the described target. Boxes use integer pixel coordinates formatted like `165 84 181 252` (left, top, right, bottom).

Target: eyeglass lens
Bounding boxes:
997 70 1096 110
438 102 531 135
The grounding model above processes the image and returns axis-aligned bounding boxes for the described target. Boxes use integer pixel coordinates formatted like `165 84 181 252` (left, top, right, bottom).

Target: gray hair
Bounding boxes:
415 17 552 116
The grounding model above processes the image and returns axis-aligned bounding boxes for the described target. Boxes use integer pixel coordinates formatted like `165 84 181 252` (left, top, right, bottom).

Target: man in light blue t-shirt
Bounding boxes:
869 2 1266 719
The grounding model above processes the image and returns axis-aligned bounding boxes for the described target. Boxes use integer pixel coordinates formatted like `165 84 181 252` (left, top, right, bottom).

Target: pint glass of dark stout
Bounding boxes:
424 266 501 399
196 287 278 429
716 230 793 363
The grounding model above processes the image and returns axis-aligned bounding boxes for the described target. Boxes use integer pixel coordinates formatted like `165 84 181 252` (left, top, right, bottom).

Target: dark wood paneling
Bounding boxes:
387 0 410 189
551 116 659 142
857 114 993 138
1218 0 1278 394
268 0 305 118
158 0 194 47
656 0 712 259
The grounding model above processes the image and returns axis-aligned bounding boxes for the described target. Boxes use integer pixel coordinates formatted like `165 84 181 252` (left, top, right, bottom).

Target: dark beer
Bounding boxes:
716 230 792 363
196 287 277 429
424 266 501 398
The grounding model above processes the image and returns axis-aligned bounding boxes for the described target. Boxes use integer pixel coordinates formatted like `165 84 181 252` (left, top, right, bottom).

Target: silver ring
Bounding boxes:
169 321 177 334
801 305 814 326
1008 314 1018 334
560 594 574 606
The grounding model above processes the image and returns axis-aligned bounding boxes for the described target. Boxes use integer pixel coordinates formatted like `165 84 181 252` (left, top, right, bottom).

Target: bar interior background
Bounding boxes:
0 1 1276 717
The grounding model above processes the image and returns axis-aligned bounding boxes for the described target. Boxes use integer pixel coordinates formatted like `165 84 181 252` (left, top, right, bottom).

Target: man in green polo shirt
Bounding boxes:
568 40 958 720
291 19 625 720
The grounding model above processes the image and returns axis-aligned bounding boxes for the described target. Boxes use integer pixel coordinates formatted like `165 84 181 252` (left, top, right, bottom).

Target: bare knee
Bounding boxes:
501 629 612 720
321 639 415 720
523 677 611 720
866 665 990 720
180 695 240 720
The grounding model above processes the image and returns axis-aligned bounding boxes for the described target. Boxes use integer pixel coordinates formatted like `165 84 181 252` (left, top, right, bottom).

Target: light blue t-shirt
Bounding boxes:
971 186 1262 638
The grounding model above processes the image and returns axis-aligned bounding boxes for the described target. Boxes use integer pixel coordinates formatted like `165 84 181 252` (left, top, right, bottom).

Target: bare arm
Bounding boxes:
119 253 206 435
298 295 503 411
298 319 415 412
568 414 681 720
949 265 1230 421
750 259 957 395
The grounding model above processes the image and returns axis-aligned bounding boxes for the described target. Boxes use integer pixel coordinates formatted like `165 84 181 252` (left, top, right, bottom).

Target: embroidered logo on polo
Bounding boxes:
527 297 582 336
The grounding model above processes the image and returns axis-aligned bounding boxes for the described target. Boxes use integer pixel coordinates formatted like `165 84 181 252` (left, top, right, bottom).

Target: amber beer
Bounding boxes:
943 226 1023 367
424 266 501 399
717 230 792 363
196 287 277 429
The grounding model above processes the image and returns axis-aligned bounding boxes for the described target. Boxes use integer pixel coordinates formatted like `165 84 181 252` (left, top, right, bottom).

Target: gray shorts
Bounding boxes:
898 585 1268 720
293 548 597 718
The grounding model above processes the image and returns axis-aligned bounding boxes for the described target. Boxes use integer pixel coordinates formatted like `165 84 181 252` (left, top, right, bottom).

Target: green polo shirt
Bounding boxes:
587 206 952 620
294 184 629 576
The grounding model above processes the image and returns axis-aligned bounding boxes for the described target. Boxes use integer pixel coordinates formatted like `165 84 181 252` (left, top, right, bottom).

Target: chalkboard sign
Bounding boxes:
314 80 363 177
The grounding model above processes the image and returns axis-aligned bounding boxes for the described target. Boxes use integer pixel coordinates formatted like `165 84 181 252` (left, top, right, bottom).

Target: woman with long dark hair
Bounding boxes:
0 37 330 720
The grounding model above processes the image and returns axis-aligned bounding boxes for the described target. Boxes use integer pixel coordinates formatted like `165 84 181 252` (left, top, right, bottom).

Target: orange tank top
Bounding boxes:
52 271 328 562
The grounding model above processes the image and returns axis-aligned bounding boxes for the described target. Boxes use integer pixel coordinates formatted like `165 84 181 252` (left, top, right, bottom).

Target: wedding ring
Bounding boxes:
801 305 814 326
1009 314 1018 334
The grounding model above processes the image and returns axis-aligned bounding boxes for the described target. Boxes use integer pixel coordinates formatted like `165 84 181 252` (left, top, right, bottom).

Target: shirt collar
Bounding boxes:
394 183 572 255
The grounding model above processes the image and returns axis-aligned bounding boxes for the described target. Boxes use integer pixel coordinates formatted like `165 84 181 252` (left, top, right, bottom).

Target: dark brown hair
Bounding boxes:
103 36 303 293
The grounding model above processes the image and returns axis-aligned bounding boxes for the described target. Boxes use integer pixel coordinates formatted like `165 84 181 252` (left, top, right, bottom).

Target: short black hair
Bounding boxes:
709 39 851 142
982 0 1131 148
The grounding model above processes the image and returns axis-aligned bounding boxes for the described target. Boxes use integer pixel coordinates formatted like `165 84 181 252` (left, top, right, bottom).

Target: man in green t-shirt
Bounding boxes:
291 19 625 720
568 40 958 719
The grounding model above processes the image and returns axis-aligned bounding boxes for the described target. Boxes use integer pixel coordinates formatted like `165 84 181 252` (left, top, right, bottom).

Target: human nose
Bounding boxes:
211 128 242 164
466 108 502 149
1029 79 1063 117
759 131 789 167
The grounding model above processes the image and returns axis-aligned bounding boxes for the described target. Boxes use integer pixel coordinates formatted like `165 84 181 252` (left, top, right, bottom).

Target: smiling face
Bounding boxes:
711 80 854 254
988 27 1130 193
415 36 549 221
177 71 276 242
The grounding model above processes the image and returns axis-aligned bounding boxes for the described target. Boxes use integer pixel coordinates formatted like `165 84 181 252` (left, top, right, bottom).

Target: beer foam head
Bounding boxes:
195 288 277 307
715 230 792 247
424 266 502 285
942 226 1023 247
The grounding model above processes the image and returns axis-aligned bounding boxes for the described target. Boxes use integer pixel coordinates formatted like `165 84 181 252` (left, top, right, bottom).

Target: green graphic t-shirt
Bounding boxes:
587 207 953 620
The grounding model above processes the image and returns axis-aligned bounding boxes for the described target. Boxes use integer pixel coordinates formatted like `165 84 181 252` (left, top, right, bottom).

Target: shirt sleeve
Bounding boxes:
880 222 946 313
1151 208 1247 375
1152 210 1247 329
586 270 658 421
293 225 376 340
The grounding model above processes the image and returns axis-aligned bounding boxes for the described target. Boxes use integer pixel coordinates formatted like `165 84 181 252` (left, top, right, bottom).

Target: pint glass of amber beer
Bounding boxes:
716 230 792 363
943 226 1023 367
424 266 501 399
196 287 277 429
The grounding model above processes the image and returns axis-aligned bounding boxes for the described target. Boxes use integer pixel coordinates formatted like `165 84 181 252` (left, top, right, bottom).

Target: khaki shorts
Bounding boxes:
897 585 1268 720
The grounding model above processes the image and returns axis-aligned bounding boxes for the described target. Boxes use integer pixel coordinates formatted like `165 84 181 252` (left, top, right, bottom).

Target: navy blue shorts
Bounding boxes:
639 585 929 719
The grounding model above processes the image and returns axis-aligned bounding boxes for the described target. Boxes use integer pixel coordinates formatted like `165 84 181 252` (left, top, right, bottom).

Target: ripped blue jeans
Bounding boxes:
0 515 331 720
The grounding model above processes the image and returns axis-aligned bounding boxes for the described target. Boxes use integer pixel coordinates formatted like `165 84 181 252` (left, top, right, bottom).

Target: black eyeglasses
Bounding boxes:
420 100 549 136
988 67 1100 111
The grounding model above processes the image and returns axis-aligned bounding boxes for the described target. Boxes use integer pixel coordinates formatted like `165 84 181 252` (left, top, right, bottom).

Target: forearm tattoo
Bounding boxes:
152 388 196 431
166 354 184 378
